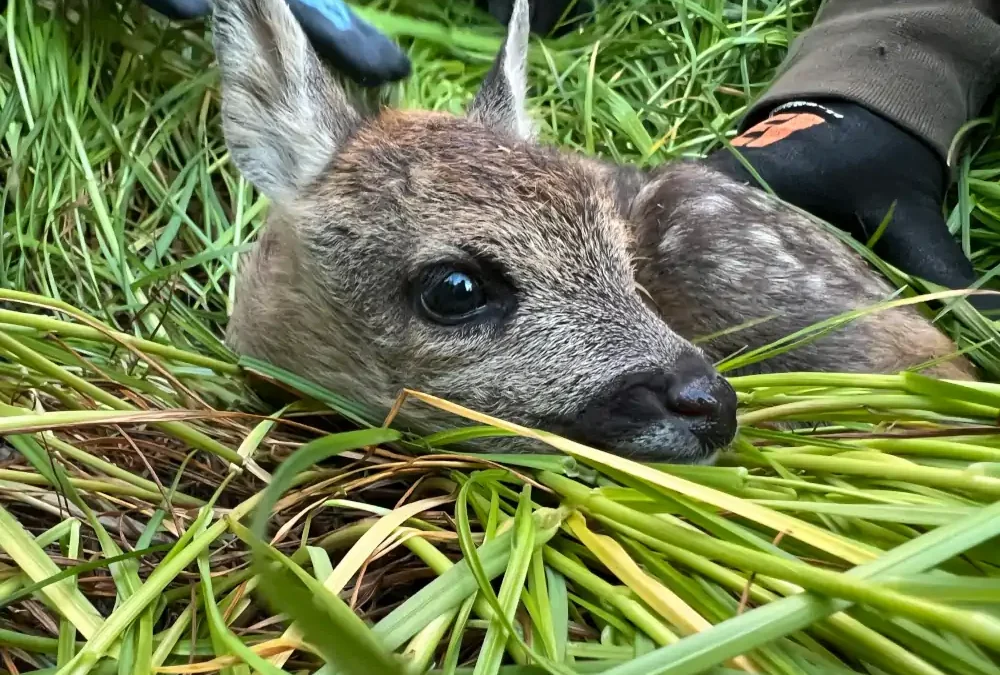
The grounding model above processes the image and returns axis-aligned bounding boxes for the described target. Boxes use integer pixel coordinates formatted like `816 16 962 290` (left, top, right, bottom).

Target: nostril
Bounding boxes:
665 376 722 417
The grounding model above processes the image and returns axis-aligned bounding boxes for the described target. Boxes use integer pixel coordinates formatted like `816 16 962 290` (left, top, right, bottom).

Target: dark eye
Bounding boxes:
418 268 488 324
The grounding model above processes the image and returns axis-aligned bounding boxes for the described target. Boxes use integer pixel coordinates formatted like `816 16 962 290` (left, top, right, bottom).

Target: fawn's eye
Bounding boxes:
418 268 488 325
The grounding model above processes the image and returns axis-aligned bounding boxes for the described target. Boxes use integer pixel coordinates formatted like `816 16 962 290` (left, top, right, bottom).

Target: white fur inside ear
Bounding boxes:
503 0 533 139
212 0 361 201
467 0 535 140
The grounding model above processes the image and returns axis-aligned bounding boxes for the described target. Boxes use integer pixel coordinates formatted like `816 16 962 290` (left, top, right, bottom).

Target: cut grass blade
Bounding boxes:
373 506 568 652
266 494 454 668
400 390 876 564
0 503 104 639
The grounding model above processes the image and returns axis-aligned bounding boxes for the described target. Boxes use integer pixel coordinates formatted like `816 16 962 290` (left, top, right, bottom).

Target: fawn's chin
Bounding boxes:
453 422 727 465
603 422 728 465
433 415 732 465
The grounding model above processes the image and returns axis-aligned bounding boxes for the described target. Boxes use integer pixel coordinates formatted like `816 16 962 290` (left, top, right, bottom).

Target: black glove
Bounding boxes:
706 100 1000 315
475 0 593 36
139 0 410 87
138 0 210 20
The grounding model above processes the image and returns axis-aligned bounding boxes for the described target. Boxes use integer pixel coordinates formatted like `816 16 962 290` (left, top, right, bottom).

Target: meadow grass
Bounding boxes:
4 0 1000 673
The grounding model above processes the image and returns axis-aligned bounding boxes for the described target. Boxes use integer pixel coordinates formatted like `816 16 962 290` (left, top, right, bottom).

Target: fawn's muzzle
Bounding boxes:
662 359 738 449
555 353 738 463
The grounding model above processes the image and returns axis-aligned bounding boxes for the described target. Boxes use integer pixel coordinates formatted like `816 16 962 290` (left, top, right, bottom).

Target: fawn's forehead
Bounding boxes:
321 110 634 275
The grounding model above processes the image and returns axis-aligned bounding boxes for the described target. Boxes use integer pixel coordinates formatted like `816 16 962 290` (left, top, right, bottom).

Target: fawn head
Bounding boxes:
213 0 738 462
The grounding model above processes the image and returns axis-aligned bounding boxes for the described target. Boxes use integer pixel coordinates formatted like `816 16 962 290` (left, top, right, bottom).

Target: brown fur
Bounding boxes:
214 0 976 464
627 161 976 381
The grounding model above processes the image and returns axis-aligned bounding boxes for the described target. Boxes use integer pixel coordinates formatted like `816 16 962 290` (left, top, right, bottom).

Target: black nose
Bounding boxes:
666 369 732 418
663 355 738 445
552 354 739 462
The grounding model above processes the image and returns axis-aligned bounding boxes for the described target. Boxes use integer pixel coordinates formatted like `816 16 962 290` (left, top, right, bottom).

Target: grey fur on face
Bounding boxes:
215 0 975 465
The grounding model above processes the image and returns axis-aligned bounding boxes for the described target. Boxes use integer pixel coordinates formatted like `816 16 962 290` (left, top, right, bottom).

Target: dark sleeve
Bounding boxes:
742 0 1000 161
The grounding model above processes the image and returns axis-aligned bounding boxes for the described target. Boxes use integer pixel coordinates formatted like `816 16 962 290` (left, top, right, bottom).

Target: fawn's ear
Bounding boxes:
212 0 362 201
468 0 534 140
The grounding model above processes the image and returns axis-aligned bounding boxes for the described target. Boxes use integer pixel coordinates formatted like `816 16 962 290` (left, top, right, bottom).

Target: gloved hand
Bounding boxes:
140 0 410 87
138 0 211 20
283 0 410 86
141 0 594 84
475 0 593 36
705 99 1000 314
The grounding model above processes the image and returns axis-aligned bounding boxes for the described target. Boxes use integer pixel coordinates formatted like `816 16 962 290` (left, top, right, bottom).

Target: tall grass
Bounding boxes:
3 0 1000 673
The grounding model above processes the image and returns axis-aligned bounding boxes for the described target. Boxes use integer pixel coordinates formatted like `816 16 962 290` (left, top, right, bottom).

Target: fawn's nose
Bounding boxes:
658 355 738 447
666 367 734 419
558 353 738 462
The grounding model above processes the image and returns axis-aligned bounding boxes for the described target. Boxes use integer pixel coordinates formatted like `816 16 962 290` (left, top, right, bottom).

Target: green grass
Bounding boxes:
4 0 1000 673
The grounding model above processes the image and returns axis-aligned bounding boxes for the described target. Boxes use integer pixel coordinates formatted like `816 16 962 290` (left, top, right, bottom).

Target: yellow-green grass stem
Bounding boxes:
739 453 1000 498
541 473 1000 651
54 492 264 675
0 304 237 375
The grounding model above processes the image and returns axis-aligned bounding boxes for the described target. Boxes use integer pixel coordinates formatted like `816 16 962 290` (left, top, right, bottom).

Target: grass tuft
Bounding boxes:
4 0 1000 673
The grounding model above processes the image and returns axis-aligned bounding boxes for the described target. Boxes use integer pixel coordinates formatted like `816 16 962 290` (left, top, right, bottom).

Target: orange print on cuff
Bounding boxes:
732 112 826 148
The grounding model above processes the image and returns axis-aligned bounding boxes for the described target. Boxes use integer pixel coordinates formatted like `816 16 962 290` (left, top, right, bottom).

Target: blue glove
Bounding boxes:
285 0 410 86
139 0 410 87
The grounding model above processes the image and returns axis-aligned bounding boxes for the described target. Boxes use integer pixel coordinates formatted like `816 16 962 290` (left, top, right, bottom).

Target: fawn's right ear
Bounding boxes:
468 0 534 140
212 0 362 201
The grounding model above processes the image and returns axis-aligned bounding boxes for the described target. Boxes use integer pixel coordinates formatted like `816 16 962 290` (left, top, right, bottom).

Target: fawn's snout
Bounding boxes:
557 353 738 463
664 356 738 441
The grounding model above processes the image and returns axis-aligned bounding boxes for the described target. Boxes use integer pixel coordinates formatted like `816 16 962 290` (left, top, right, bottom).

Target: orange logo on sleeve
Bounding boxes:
731 112 826 148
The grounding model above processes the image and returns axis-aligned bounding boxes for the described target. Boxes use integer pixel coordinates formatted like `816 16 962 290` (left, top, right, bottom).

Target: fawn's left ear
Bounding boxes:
212 0 364 202
468 0 535 140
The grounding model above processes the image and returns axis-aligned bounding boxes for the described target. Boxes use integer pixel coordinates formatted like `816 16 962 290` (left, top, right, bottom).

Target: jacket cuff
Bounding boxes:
742 2 1000 163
